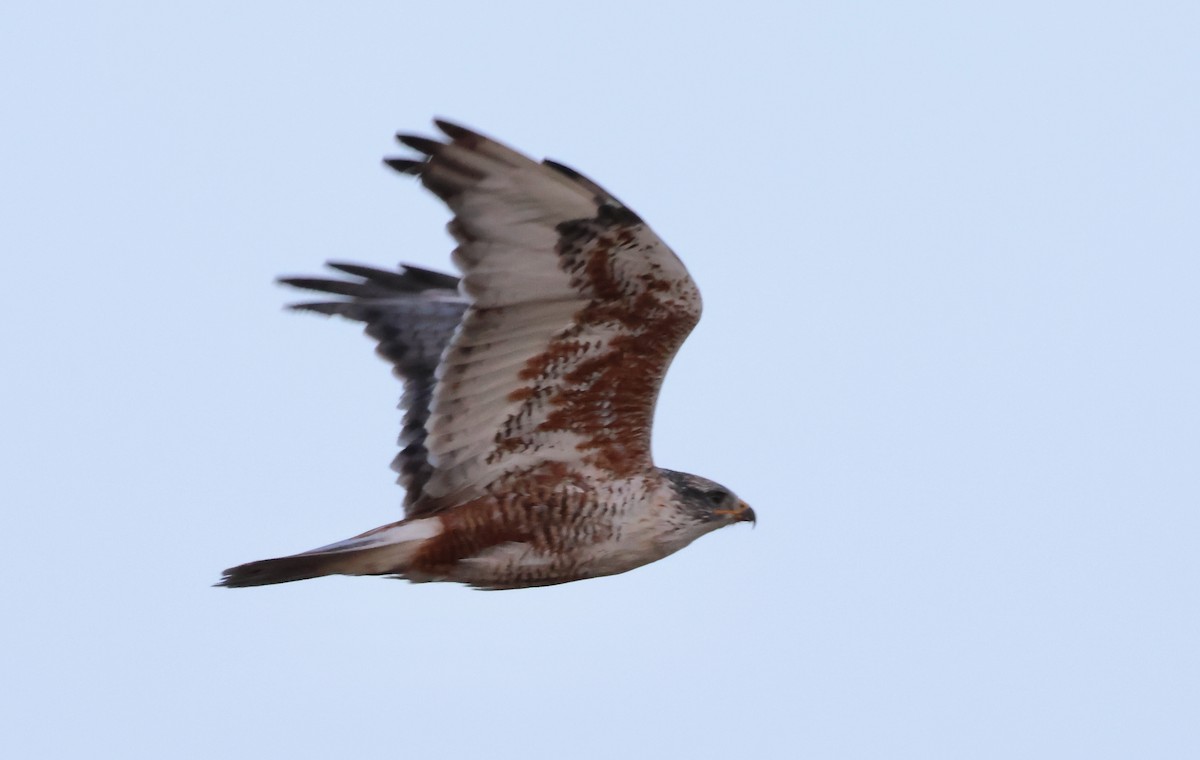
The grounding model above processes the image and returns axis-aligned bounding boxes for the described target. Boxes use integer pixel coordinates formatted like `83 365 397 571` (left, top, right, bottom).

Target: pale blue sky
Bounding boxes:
3 2 1197 758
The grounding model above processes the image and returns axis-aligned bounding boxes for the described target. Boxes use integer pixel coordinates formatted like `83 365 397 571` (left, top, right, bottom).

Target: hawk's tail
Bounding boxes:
217 517 442 588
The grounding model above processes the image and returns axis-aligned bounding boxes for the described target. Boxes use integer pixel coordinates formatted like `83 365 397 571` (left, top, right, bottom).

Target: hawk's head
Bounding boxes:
660 469 755 532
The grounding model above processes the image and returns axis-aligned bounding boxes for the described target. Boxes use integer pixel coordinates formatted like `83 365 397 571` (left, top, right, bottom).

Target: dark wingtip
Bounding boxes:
324 261 458 292
276 276 347 292
324 261 409 284
284 302 344 316
275 262 461 315
395 134 443 155
383 157 422 175
543 159 583 181
433 119 476 141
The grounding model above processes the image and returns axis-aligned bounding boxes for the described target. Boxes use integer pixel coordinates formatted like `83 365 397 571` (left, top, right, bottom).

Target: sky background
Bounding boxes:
3 2 1198 758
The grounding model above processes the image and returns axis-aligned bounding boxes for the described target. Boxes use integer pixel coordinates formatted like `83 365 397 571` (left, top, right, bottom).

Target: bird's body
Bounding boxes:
220 120 752 590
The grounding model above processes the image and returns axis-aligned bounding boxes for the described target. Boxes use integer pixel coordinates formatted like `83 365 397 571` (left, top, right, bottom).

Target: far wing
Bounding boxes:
387 121 703 510
280 262 466 513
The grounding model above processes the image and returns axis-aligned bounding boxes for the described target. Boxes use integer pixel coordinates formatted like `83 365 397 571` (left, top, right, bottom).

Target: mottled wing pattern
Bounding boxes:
280 263 467 511
386 121 703 511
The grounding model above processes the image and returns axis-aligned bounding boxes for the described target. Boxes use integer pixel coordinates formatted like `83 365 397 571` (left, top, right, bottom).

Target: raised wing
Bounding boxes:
280 262 466 513
387 120 703 510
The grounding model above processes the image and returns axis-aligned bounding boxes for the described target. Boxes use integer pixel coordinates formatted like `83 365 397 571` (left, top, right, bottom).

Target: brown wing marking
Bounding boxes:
491 211 700 477
385 121 702 506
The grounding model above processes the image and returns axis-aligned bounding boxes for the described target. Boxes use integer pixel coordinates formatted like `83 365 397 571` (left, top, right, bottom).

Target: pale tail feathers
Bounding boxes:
218 518 442 588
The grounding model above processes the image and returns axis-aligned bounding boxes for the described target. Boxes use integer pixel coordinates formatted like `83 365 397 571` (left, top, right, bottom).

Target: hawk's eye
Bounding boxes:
705 489 729 506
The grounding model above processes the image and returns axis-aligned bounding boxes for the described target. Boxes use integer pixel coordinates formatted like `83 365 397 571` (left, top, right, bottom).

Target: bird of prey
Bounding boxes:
219 120 753 590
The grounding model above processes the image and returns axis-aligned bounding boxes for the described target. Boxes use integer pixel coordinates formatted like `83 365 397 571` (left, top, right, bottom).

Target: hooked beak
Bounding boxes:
715 500 756 526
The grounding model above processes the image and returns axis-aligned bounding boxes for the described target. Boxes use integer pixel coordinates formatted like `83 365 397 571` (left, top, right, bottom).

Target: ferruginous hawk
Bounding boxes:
219 120 753 590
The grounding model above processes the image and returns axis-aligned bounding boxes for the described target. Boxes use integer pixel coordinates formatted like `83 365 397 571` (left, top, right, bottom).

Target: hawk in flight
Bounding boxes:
220 120 753 590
